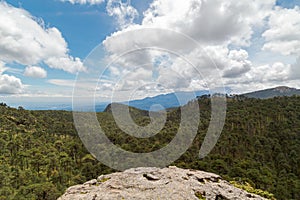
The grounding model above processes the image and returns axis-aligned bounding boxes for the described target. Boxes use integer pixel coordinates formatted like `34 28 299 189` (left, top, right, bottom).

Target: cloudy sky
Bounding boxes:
1 0 300 106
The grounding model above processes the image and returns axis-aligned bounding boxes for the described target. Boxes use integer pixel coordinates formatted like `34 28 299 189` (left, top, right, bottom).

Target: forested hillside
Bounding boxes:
0 104 115 200
0 96 299 199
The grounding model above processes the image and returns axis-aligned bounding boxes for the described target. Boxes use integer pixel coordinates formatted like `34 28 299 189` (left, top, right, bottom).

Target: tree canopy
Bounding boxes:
0 96 299 199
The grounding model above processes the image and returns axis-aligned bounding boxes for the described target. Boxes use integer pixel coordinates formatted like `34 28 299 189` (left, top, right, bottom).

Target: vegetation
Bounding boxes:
0 96 299 199
230 181 275 199
195 191 206 200
0 105 114 200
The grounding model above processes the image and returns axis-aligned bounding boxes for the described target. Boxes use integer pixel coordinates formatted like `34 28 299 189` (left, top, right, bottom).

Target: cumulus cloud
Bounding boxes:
224 62 290 91
80 0 300 97
0 74 23 94
60 0 105 5
142 0 275 46
24 66 47 78
103 27 254 93
101 0 276 93
106 0 139 29
0 61 23 94
101 0 273 57
262 6 300 56
45 56 86 74
248 62 290 83
0 2 86 73
223 50 252 78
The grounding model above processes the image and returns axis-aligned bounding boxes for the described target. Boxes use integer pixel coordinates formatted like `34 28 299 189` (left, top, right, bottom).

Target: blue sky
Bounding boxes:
276 0 300 8
4 0 153 58
1 0 300 107
0 0 152 105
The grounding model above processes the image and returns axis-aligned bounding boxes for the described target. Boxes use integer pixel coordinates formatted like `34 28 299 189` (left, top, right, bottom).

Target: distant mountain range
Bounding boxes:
124 86 300 111
13 86 300 111
242 86 300 99
100 86 300 111
94 90 208 112
123 90 208 111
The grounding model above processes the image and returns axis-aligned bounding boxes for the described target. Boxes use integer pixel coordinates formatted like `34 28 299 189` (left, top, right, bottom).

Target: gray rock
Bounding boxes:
58 166 267 200
143 173 160 181
83 179 97 186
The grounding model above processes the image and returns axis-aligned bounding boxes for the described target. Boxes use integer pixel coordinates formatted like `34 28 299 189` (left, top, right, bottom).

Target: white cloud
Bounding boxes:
0 74 23 94
0 61 23 94
60 0 105 5
103 27 255 93
73 0 300 99
142 0 275 46
103 0 272 52
0 2 86 73
45 56 86 74
224 62 290 91
106 0 139 29
223 50 252 78
48 79 75 87
249 62 290 83
262 6 300 56
24 66 47 78
100 0 278 96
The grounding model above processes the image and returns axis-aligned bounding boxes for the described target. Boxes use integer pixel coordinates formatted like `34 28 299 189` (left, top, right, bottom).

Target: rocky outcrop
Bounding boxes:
58 166 266 200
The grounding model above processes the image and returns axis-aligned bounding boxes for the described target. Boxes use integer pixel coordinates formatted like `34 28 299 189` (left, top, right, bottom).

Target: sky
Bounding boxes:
0 0 300 106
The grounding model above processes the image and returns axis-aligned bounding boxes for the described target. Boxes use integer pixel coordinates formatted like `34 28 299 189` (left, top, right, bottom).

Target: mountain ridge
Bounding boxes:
242 86 300 99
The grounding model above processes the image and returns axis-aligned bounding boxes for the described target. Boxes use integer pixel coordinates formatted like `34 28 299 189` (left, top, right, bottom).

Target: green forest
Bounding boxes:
0 96 299 200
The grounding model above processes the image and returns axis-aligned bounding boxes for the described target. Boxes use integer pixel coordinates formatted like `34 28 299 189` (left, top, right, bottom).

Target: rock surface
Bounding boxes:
58 166 266 200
